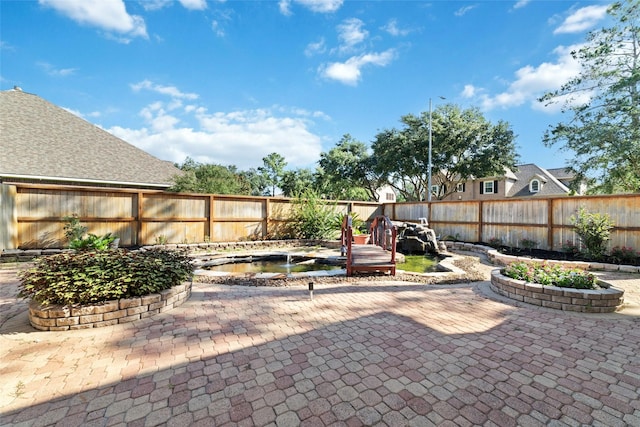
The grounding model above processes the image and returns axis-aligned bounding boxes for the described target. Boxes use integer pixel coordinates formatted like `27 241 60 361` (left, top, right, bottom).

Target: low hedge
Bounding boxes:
18 249 194 306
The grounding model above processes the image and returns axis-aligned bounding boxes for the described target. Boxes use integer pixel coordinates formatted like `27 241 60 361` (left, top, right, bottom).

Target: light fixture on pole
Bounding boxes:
427 98 433 202
427 96 445 202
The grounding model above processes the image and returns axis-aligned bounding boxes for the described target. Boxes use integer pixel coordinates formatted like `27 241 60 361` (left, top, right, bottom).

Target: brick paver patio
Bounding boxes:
1 259 639 426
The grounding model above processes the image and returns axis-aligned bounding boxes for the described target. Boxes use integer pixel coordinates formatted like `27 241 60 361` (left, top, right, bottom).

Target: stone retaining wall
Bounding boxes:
28 282 192 331
490 270 624 313
1 239 339 263
444 241 640 273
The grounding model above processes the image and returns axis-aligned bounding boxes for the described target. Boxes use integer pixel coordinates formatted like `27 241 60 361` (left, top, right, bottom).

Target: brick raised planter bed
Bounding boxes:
28 282 192 331
490 270 624 313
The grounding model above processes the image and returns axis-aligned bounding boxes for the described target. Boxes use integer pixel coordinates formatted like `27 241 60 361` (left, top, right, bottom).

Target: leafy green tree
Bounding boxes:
372 104 518 201
240 168 269 196
318 134 386 201
170 157 251 194
258 152 287 196
280 168 317 197
539 1 640 194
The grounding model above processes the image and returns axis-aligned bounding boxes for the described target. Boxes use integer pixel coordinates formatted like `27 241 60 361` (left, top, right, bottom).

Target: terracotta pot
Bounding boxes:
353 234 370 244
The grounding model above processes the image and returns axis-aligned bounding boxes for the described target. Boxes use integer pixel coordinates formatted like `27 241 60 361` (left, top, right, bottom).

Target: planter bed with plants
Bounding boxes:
19 249 194 331
490 262 624 313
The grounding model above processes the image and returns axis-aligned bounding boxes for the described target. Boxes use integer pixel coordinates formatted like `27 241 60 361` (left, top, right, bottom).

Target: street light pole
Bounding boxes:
427 98 433 202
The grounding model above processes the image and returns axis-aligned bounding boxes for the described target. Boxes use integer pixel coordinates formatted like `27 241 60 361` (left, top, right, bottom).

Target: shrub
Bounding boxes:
520 238 538 252
503 261 597 289
610 246 638 264
63 214 116 251
63 214 87 243
487 237 502 248
18 249 194 306
561 240 581 257
570 206 614 260
288 190 337 239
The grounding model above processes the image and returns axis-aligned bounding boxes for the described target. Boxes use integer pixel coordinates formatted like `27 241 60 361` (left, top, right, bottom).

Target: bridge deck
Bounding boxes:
348 244 396 276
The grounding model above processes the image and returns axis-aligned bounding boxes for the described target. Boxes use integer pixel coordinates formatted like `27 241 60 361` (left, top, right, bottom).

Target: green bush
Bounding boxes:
610 246 638 264
63 214 116 251
503 261 597 289
571 206 614 260
18 249 194 306
288 190 337 239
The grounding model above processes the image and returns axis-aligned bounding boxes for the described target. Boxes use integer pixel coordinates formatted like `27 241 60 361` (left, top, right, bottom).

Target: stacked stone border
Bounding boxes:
490 270 623 313
0 239 338 263
444 241 631 313
28 282 192 331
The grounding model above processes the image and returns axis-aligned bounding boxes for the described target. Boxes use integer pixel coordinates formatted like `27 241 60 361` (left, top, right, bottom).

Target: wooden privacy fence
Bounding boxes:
1 183 638 252
0 183 383 249
384 194 640 252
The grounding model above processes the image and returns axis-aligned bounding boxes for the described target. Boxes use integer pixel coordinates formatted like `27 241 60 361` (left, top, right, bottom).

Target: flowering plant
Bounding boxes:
503 262 597 289
610 246 638 264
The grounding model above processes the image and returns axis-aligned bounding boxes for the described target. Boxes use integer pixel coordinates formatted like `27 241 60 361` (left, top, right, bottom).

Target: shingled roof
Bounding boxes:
0 87 181 188
507 164 571 197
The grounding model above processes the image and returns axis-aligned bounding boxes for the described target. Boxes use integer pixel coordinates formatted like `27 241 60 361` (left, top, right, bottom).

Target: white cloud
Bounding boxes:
382 19 411 37
279 0 343 15
305 38 326 57
554 5 609 34
178 0 208 11
461 84 476 98
513 0 531 10
113 80 325 168
468 44 585 113
131 80 199 100
108 104 324 169
39 0 148 40
211 9 233 37
37 61 77 77
454 5 477 17
337 18 368 53
141 0 172 11
320 49 396 86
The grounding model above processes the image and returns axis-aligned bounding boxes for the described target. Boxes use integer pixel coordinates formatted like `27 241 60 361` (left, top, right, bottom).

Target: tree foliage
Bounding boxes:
280 168 317 197
539 1 640 194
258 152 287 196
318 134 385 201
372 104 519 201
170 157 251 195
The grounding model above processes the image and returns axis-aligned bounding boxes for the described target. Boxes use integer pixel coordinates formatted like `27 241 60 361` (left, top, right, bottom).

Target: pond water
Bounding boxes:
397 254 439 273
201 253 438 275
203 255 343 274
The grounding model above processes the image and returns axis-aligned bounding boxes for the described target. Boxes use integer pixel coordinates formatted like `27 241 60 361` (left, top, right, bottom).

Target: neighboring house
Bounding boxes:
0 87 181 189
375 184 396 203
437 164 582 201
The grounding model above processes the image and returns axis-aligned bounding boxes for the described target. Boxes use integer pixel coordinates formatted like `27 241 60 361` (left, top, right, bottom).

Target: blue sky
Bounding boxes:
1 0 612 171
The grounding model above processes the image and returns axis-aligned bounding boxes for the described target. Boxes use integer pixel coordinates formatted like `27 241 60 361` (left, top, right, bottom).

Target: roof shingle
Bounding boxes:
0 88 181 188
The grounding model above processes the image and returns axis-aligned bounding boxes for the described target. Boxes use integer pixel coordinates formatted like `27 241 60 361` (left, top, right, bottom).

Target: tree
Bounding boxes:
280 168 317 197
372 104 519 201
539 1 640 194
258 152 287 196
240 168 269 196
318 134 386 201
170 157 251 194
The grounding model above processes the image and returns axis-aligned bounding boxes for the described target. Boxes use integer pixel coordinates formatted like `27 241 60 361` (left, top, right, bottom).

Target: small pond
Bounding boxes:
202 254 343 275
200 252 439 276
397 254 439 273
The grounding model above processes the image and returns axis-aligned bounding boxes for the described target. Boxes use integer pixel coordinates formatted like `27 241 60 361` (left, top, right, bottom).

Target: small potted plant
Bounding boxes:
352 222 370 244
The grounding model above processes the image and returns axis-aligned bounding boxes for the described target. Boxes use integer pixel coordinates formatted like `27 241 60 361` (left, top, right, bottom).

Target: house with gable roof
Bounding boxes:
434 164 584 201
0 87 181 189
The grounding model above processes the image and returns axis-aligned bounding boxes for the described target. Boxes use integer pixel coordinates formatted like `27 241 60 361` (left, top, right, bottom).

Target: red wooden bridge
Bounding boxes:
341 215 398 276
